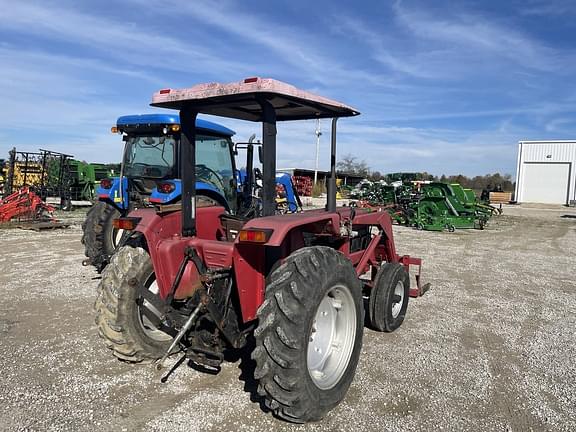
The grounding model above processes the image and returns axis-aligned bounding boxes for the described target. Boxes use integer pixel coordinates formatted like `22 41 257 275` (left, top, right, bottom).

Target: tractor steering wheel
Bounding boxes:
253 167 262 180
196 164 226 191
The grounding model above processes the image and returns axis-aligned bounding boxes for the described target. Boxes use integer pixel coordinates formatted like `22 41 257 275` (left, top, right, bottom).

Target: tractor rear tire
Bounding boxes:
81 201 122 273
81 202 101 240
368 263 409 332
252 246 364 423
94 246 172 362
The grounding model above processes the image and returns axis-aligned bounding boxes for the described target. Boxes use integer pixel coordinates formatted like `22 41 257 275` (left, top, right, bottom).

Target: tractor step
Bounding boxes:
187 349 223 372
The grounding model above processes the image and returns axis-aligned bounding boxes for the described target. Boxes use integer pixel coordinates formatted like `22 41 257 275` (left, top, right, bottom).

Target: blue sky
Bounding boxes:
1 0 575 176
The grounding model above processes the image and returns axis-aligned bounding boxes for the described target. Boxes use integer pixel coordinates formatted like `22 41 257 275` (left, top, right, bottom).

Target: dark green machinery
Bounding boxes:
67 160 117 202
459 186 502 219
43 157 117 206
412 183 490 231
349 181 396 205
350 180 500 232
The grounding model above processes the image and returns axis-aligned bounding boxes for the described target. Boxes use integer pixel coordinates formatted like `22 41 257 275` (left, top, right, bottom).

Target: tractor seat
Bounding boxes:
219 213 248 242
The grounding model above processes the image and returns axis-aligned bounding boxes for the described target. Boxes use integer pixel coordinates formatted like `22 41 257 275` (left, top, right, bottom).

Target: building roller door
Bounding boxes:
521 163 570 204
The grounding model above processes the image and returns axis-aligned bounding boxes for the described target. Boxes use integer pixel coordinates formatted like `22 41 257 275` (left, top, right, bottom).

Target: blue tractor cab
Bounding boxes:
97 114 235 211
82 113 237 272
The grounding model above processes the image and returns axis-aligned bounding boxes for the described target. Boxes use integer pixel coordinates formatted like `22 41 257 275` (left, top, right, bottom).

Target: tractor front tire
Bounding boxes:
252 246 364 423
368 263 409 332
81 201 122 272
95 246 172 362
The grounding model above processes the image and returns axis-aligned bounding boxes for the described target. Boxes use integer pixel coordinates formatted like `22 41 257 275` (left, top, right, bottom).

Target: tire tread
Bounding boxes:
94 246 170 362
252 246 363 423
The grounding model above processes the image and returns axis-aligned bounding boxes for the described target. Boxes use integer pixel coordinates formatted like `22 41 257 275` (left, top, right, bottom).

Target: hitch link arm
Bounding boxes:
155 303 203 371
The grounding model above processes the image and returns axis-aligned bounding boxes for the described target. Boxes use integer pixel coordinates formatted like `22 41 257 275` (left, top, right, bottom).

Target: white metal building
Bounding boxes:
515 140 576 205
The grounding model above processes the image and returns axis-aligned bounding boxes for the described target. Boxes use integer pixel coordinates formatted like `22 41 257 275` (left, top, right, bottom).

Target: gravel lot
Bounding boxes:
0 205 575 432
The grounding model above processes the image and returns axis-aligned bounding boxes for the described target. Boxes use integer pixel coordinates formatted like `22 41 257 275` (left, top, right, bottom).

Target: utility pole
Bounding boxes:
314 119 322 185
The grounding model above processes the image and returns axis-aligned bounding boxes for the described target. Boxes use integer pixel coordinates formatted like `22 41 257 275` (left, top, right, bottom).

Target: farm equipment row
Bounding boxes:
351 180 502 231
1 147 116 207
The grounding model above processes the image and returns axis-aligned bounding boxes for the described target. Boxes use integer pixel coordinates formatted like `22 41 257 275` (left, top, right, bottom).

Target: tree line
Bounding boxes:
336 154 515 192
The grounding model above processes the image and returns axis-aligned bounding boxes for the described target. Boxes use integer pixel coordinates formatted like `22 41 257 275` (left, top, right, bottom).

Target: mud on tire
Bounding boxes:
252 246 364 423
81 201 122 273
94 246 171 362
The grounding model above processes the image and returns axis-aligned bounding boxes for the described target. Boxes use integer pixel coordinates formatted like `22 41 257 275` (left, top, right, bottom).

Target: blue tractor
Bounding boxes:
145 134 303 219
234 138 302 217
82 114 303 272
81 114 237 271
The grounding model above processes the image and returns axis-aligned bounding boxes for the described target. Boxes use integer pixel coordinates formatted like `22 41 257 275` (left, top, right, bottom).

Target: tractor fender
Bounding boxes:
232 210 342 323
239 210 340 247
237 207 396 248
231 207 401 323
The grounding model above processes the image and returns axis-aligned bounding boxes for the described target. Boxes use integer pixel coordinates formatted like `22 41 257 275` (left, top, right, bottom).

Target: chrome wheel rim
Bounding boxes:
307 284 357 390
138 277 171 342
113 228 124 247
391 281 404 318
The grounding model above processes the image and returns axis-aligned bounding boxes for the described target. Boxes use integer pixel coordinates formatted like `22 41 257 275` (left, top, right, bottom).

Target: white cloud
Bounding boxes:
393 1 566 73
0 46 149 131
121 0 398 89
545 118 574 133
520 0 576 17
0 2 253 76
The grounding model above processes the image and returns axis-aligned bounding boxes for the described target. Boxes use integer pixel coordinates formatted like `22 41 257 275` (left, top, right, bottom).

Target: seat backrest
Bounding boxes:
219 213 248 242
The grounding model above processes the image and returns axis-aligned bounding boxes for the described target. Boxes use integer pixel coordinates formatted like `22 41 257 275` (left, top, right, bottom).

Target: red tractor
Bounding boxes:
95 78 429 423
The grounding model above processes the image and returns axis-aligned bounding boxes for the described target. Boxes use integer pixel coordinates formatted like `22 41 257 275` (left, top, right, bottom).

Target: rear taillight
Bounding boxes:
157 181 176 194
159 88 171 94
244 77 259 83
238 229 273 243
113 217 140 230
100 178 113 189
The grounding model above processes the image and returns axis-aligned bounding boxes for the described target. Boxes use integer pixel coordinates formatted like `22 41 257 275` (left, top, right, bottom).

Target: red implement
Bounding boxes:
0 187 55 222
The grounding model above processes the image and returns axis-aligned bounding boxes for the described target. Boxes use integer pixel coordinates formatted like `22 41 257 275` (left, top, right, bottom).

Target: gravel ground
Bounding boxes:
0 205 575 431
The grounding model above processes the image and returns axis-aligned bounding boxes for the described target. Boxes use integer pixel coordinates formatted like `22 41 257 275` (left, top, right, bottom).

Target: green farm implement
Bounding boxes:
350 181 501 232
412 183 493 231
67 160 116 203
349 181 396 205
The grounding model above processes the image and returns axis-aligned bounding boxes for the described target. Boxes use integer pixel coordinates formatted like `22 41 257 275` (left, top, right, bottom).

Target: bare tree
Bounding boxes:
369 171 382 181
336 154 370 176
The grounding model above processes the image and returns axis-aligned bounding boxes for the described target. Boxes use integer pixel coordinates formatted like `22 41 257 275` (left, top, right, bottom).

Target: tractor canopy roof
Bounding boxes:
116 114 235 137
150 77 360 121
